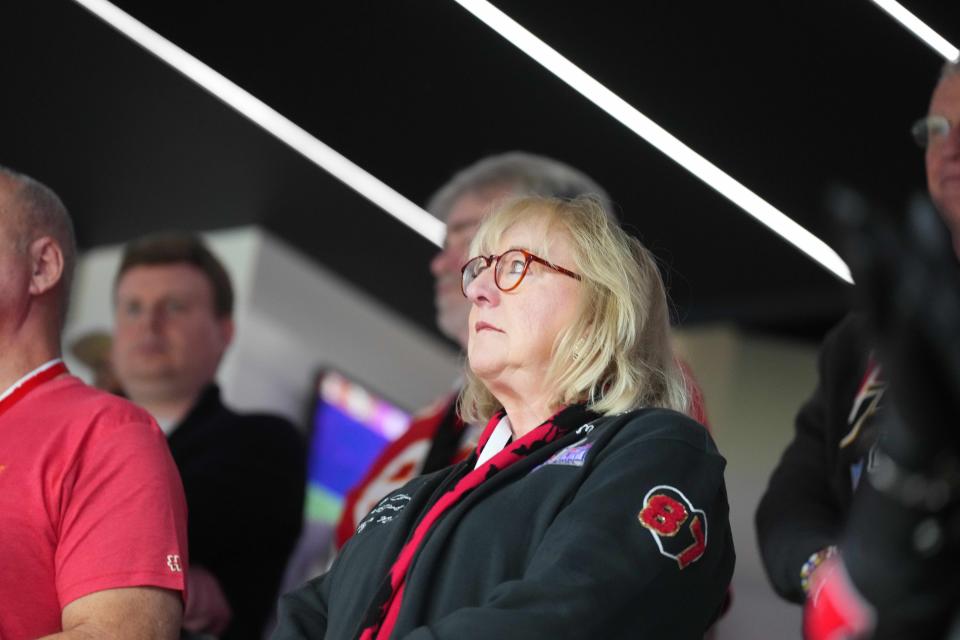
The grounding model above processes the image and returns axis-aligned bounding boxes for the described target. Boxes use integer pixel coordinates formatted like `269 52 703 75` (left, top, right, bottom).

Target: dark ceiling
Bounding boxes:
4 0 958 343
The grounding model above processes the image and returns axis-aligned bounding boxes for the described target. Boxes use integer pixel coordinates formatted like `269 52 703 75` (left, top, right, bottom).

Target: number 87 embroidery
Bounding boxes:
638 485 707 569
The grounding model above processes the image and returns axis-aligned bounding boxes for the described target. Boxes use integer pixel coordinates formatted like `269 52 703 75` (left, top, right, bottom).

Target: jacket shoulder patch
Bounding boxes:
637 485 707 569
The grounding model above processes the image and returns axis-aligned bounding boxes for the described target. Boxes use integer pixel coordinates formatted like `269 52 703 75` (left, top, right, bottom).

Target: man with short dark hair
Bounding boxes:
112 232 306 639
113 234 236 423
0 166 188 639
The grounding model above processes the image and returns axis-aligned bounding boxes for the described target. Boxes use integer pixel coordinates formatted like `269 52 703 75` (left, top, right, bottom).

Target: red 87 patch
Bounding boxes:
637 485 707 569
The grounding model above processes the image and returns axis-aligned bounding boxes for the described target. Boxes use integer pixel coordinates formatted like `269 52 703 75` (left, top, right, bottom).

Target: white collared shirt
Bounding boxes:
474 414 513 469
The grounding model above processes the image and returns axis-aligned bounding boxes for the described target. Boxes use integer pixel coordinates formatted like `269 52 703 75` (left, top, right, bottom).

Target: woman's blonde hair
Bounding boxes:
459 196 688 424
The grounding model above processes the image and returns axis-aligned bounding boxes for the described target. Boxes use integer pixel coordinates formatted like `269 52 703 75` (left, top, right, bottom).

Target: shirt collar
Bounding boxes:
0 358 64 403
475 414 513 468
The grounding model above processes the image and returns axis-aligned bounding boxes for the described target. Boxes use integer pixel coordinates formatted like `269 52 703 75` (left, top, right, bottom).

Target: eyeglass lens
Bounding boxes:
912 115 951 148
461 250 530 294
461 256 487 293
494 250 529 290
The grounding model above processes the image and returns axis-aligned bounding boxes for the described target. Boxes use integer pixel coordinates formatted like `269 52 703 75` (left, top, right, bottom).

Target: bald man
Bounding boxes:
0 166 188 639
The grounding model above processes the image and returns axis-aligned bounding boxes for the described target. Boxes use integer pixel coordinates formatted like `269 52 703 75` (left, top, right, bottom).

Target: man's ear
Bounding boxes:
27 236 64 297
218 316 235 350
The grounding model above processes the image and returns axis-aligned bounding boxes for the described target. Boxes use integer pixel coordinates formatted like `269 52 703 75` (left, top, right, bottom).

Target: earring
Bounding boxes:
572 338 585 361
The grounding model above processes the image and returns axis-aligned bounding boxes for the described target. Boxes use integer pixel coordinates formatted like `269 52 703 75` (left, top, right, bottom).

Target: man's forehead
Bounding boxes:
0 178 23 230
930 73 960 113
0 172 20 197
446 196 491 228
445 186 515 236
446 216 482 237
0 208 16 236
116 263 213 298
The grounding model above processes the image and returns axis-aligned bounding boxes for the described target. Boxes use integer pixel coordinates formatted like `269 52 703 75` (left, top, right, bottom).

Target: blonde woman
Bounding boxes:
276 196 734 639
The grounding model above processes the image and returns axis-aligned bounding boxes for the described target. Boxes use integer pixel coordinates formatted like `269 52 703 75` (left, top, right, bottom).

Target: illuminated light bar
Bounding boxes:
453 0 853 284
869 0 959 61
71 0 446 247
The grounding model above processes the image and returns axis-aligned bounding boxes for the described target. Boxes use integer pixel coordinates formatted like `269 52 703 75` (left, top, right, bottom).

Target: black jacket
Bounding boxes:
755 314 883 603
170 385 307 639
275 407 734 639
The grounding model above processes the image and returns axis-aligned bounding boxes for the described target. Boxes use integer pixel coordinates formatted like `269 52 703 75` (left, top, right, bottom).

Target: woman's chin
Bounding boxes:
467 357 504 383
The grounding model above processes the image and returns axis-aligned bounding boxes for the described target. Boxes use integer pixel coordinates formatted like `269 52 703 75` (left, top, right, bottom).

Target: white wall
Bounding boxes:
222 231 462 420
64 226 461 425
676 326 818 640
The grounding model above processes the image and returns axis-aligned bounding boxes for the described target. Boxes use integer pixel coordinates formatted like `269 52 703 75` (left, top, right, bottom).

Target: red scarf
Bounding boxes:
359 404 594 639
0 361 67 419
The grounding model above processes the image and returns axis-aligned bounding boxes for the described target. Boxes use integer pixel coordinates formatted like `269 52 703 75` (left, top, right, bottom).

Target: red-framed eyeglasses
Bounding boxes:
460 248 581 297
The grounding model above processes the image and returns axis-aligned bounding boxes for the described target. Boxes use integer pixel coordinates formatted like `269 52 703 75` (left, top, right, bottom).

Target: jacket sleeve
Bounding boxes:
272 572 329 639
754 318 859 603
187 417 307 637
402 426 734 640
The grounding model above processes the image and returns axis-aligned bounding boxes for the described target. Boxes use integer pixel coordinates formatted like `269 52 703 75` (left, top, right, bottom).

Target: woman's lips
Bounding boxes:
475 321 503 333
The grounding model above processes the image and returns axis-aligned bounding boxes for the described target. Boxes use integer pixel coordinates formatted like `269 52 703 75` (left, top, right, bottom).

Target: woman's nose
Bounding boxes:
465 264 499 305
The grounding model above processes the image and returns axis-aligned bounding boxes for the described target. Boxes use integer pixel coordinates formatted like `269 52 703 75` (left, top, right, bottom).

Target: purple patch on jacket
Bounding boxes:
536 439 593 470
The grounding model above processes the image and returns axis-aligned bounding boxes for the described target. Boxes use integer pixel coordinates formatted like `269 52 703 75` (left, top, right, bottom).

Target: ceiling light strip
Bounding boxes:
453 0 853 284
71 0 446 246
868 0 959 61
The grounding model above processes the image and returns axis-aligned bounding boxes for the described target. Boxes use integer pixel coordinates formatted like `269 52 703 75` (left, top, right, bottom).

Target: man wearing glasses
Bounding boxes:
920 63 960 252
755 61 960 613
